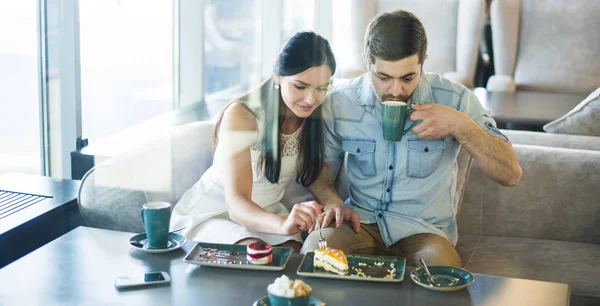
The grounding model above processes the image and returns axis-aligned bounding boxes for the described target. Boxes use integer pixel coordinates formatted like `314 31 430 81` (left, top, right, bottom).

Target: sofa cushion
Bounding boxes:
77 121 216 232
455 146 473 214
78 170 148 233
543 88 600 137
503 129 600 151
460 235 600 299
460 144 600 244
455 234 479 268
171 121 217 203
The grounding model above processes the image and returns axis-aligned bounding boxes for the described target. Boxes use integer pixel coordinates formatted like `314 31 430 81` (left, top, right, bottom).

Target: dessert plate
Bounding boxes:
297 252 405 282
410 266 474 292
183 242 293 271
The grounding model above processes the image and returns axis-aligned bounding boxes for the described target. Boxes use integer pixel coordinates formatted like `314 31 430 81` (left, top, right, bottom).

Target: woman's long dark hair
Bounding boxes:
214 31 336 187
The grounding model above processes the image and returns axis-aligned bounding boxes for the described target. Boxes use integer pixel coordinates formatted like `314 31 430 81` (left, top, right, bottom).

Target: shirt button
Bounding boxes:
356 148 361 153
378 213 383 218
386 188 391 193
424 147 429 153
388 165 393 170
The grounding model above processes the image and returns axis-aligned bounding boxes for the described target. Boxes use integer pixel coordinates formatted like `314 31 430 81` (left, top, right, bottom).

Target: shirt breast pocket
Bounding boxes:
406 139 445 178
342 139 377 177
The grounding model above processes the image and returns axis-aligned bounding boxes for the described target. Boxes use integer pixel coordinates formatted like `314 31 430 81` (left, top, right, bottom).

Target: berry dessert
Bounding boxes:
246 240 273 265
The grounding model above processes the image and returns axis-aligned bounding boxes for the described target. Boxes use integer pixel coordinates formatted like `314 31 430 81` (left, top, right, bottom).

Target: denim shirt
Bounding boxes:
323 73 508 246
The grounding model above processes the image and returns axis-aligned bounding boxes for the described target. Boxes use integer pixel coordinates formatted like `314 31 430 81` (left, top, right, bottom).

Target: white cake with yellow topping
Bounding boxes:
313 247 348 275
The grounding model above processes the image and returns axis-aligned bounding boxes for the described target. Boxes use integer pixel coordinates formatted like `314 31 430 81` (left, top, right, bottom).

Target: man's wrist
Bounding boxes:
453 113 484 144
323 200 345 211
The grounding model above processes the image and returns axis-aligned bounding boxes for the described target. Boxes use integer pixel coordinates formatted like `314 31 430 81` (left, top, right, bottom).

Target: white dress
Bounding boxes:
170 107 303 245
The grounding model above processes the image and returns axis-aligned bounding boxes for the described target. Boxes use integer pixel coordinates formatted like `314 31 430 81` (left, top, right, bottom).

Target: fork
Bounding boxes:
419 256 440 287
316 214 327 249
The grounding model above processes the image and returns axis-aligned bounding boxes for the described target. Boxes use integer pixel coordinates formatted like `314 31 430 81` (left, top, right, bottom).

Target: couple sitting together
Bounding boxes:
170 9 522 268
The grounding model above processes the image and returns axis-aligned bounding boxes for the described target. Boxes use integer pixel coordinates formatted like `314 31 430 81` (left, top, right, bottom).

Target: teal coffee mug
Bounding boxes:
268 293 310 306
382 101 417 142
141 202 172 249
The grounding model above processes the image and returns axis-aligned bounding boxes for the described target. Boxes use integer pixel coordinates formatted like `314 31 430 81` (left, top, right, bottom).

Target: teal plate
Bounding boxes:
252 295 325 306
129 233 187 253
183 242 293 271
410 266 475 292
297 252 405 282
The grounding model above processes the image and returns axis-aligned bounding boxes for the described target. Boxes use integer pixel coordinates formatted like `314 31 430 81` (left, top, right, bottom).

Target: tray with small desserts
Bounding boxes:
183 241 293 271
297 247 406 282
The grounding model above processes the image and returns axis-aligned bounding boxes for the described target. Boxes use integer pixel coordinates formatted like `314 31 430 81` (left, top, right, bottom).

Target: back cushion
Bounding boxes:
171 121 217 203
514 0 600 93
543 88 600 137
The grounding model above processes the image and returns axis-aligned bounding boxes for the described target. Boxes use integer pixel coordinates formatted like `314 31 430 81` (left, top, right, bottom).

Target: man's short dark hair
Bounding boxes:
364 9 428 65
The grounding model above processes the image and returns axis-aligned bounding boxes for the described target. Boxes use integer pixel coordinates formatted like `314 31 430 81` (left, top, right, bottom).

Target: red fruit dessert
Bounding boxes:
247 240 273 265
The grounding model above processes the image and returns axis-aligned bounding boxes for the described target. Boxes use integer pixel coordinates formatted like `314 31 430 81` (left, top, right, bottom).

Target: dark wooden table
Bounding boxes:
472 88 586 131
0 172 83 268
0 226 571 306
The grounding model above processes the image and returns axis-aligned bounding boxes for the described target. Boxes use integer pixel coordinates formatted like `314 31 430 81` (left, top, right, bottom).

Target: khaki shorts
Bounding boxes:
301 222 461 267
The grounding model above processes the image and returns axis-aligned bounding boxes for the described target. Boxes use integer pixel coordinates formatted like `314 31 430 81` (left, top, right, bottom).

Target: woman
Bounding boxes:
171 31 336 251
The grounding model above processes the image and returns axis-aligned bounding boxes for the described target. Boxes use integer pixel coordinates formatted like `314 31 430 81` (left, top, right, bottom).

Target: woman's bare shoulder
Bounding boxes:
221 101 258 132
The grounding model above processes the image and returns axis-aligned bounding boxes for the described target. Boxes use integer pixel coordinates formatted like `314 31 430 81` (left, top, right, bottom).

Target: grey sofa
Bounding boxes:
77 121 600 305
457 134 600 306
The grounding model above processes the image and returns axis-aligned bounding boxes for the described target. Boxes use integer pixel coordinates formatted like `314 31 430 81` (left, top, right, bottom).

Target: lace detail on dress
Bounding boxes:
281 125 302 158
251 124 303 157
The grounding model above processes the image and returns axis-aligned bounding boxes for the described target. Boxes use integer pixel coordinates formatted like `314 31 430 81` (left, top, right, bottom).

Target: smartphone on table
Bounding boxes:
114 271 171 289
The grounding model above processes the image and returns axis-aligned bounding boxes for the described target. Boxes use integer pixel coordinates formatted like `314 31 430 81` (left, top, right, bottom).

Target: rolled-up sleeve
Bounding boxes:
460 90 509 142
321 95 344 163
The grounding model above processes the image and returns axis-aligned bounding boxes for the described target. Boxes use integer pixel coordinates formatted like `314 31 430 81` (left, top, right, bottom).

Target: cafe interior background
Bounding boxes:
0 0 598 304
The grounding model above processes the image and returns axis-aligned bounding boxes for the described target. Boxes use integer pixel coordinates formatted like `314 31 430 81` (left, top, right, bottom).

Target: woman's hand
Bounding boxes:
279 201 323 236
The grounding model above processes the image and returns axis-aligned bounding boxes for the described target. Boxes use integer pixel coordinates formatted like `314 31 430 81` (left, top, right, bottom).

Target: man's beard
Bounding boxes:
381 93 411 102
369 80 414 103
370 84 412 103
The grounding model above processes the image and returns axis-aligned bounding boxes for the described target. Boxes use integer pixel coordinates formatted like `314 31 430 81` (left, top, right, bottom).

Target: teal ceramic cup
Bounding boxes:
140 202 171 249
268 293 310 306
382 101 417 142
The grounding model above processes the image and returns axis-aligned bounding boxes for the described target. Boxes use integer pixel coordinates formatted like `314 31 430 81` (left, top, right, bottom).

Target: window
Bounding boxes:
282 0 315 41
0 2 41 174
78 0 173 142
204 0 262 102
330 0 375 79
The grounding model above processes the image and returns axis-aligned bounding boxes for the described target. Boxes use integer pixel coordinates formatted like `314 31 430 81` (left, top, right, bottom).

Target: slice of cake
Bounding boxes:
313 247 348 275
246 240 273 265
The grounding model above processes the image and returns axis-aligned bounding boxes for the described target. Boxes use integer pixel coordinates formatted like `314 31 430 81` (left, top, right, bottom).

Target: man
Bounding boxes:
302 9 522 267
